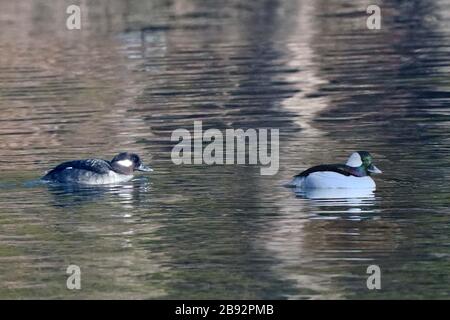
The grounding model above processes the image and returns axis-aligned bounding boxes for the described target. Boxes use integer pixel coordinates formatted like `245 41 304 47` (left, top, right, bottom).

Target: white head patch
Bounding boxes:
346 152 362 167
117 159 133 168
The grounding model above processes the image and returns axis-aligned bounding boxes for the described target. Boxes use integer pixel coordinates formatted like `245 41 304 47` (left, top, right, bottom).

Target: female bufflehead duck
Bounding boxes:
42 152 153 185
287 151 382 189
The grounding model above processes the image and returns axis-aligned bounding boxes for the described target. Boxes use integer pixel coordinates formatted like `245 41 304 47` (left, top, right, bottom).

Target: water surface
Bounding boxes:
0 0 450 299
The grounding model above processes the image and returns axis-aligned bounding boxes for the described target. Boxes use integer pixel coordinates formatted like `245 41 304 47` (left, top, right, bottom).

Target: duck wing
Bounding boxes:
296 164 358 177
45 159 112 175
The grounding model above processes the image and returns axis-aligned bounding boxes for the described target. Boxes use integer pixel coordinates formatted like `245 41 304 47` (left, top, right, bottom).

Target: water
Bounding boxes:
1 0 450 299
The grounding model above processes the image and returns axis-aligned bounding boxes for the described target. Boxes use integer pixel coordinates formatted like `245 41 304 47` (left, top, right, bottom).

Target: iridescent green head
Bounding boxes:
346 151 382 175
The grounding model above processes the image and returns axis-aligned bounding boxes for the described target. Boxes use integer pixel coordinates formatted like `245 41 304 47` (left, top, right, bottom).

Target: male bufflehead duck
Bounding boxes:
42 152 153 185
287 151 382 189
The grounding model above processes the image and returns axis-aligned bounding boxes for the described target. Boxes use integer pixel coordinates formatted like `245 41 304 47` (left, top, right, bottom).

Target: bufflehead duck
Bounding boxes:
42 152 153 185
287 151 382 189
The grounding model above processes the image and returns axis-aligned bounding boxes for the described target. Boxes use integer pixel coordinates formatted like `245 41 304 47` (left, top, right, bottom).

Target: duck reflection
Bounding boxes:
295 187 374 200
292 187 378 219
44 176 152 209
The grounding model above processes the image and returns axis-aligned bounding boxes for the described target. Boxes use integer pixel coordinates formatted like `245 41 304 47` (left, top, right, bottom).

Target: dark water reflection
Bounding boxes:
0 0 450 299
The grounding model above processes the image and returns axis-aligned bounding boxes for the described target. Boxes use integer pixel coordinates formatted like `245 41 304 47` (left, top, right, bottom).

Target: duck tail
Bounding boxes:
283 176 305 188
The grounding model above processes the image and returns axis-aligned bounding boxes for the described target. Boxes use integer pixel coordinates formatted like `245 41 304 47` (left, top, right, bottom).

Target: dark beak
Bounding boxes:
136 164 153 172
367 164 382 174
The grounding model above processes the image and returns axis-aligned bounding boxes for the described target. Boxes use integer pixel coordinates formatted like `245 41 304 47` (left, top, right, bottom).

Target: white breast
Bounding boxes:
99 171 133 185
289 171 376 190
74 170 133 185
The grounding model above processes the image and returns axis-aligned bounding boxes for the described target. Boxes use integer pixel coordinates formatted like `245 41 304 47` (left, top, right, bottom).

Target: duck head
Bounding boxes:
346 151 382 175
110 152 153 175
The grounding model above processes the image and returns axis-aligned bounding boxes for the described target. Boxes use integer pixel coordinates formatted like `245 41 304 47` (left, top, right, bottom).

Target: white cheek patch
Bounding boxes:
117 159 133 167
346 152 363 167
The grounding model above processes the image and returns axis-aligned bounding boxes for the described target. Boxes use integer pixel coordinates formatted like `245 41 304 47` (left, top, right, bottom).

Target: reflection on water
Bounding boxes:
293 188 377 219
43 177 152 209
297 188 378 222
1 0 450 299
295 187 375 201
